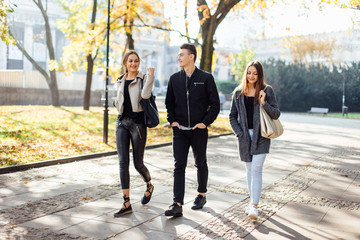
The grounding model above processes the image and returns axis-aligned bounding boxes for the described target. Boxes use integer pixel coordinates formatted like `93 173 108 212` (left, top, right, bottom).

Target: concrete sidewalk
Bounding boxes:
0 113 359 239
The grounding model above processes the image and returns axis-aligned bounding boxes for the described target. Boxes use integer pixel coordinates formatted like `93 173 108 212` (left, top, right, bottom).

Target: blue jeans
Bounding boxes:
245 129 266 205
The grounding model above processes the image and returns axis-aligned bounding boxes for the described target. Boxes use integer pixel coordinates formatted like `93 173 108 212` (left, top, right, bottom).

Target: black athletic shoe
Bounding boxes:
165 203 183 217
191 194 206 210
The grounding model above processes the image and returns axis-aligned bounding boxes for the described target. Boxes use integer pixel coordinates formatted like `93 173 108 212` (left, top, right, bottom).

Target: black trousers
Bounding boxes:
172 127 209 205
116 117 151 189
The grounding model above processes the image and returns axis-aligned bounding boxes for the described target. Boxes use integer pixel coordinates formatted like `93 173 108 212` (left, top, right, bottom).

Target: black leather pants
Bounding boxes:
116 117 151 189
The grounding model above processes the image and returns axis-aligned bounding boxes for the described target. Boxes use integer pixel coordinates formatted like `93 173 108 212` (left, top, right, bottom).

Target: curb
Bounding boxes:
0 132 232 175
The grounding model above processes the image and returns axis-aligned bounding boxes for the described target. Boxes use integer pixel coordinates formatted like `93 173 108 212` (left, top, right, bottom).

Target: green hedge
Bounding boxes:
215 80 239 95
262 59 360 112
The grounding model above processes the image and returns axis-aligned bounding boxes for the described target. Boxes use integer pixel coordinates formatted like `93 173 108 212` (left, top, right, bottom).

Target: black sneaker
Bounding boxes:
165 203 183 217
191 194 206 210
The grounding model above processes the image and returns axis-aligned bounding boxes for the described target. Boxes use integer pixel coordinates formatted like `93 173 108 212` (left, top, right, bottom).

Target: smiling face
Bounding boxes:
178 49 194 68
125 53 140 74
246 66 259 85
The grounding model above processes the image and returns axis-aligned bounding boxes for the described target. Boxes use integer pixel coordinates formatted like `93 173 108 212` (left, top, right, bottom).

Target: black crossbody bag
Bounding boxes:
139 78 159 128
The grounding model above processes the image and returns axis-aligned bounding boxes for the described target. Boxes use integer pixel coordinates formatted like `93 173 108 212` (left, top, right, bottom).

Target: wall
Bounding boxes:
0 87 104 106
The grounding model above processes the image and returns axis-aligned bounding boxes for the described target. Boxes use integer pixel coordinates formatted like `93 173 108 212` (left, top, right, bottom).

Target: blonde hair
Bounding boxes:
122 50 140 73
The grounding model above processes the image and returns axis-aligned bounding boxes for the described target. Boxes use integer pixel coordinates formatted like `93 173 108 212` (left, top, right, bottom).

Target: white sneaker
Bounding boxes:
248 205 258 220
245 203 252 214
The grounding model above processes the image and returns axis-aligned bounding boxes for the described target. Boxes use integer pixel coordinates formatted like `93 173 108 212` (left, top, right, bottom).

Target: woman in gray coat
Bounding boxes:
229 61 280 220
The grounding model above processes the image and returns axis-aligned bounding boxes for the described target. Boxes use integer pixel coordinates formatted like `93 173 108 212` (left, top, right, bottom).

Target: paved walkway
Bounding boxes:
0 113 359 239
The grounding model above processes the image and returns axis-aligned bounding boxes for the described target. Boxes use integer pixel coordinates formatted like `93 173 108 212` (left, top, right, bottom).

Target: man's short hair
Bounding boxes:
180 43 197 62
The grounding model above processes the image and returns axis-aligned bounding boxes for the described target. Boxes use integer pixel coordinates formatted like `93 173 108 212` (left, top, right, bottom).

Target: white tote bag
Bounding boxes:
260 105 284 139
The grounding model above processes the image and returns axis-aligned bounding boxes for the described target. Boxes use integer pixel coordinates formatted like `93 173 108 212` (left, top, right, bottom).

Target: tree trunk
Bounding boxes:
49 71 60 106
126 31 134 50
199 18 216 72
84 55 94 110
124 0 135 50
83 0 97 110
36 0 60 106
197 0 241 72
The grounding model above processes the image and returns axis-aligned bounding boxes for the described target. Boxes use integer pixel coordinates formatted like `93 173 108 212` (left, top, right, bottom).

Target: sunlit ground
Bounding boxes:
0 106 232 167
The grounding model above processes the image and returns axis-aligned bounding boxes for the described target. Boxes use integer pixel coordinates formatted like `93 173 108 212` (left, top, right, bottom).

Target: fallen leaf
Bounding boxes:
41 227 49 230
24 181 28 184
207 211 212 213
10 225 17 229
341 175 348 177
143 206 149 209
304 164 311 167
61 182 66 184
82 197 90 200
148 219 153 222
104 198 110 200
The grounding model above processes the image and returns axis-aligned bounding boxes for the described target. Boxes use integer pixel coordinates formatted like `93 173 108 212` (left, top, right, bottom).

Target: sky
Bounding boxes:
164 1 358 49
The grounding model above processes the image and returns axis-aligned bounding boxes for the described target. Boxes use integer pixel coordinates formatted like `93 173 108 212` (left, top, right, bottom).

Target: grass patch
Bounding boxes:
0 106 232 167
306 112 360 119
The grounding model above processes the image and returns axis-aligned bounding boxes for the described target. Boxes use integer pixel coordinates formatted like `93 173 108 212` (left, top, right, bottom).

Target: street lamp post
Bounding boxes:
103 0 110 144
340 64 348 117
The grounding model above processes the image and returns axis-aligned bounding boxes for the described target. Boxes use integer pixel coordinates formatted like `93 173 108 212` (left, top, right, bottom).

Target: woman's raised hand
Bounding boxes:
147 67 155 76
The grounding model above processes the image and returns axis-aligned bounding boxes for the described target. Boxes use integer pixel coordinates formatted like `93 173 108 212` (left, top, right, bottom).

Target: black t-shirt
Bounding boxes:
244 96 254 129
121 79 144 124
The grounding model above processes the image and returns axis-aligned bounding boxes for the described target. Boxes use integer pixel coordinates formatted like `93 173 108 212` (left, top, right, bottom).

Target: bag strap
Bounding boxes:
140 78 144 89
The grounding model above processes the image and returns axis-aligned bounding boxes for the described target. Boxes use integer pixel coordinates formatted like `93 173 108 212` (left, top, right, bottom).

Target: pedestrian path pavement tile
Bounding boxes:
111 227 177 240
93 211 159 227
59 219 131 239
54 205 116 219
17 185 246 239
20 214 88 232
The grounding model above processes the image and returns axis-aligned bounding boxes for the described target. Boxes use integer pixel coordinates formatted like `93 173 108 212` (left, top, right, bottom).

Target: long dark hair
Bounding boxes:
234 60 267 104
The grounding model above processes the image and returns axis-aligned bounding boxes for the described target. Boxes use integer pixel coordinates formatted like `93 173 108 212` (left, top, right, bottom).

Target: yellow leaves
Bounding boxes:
82 197 90 200
48 60 59 71
198 4 211 25
282 35 340 64
24 181 28 184
0 106 231 167
305 164 311 167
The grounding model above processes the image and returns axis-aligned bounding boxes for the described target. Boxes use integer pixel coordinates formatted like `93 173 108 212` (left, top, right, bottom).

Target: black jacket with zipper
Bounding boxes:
165 67 220 128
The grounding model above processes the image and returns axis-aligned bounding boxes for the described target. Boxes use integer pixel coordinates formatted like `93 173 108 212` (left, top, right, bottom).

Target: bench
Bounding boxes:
308 107 329 115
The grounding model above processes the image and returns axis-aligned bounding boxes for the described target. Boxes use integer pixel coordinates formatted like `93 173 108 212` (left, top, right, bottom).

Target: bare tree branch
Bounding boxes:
134 12 200 45
8 28 51 85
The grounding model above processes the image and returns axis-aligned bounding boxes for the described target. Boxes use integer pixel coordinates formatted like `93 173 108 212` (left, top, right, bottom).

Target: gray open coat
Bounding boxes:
229 86 280 162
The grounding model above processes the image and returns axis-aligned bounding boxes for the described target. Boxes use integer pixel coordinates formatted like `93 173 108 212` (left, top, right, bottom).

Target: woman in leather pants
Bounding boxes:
113 50 155 217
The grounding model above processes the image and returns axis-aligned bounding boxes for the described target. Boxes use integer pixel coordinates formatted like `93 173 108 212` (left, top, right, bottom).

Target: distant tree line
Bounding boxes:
263 59 360 112
215 59 359 113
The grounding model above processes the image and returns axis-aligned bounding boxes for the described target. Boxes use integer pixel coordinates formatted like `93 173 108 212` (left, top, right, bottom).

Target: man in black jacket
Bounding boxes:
164 43 220 217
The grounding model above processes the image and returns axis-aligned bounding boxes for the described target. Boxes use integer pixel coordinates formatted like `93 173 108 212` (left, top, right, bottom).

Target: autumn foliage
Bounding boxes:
0 106 231 167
